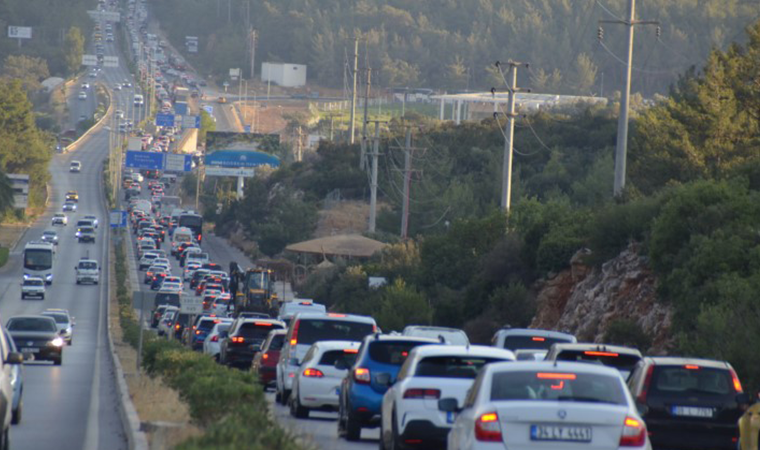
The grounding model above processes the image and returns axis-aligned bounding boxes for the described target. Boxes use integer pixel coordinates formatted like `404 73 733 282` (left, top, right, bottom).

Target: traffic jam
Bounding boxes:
125 165 748 449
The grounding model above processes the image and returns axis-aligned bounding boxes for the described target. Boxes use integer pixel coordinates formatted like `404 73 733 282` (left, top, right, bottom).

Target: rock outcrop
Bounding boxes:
531 243 672 354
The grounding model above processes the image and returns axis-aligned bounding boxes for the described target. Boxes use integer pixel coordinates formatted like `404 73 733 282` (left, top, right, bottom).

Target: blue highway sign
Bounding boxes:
125 151 164 170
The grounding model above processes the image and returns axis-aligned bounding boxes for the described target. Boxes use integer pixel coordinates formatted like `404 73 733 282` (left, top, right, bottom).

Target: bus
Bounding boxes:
178 212 203 244
24 241 55 284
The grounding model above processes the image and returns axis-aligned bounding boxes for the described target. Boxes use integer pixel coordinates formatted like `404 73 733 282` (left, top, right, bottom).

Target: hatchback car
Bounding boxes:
252 329 286 389
627 357 747 450
444 361 652 450
6 315 64 365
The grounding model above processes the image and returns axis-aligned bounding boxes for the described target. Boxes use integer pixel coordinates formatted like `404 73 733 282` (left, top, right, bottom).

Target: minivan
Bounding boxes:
278 300 327 325
491 327 577 351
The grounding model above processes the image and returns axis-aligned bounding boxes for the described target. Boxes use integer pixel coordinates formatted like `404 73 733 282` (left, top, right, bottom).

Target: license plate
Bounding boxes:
671 406 714 418
530 424 592 442
21 348 39 353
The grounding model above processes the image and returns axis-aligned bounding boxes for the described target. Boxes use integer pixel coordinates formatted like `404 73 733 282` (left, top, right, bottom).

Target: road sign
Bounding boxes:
202 105 213 115
127 137 143 151
205 166 255 177
82 54 98 66
182 115 200 129
180 295 203 314
8 26 31 39
87 10 121 22
7 174 29 209
103 56 119 68
110 210 128 228
165 154 193 172
155 113 175 127
204 150 280 168
244 125 251 133
174 102 188 116
125 151 164 170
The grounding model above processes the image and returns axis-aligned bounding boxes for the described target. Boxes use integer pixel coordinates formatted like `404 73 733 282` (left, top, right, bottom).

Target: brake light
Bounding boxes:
210 335 218 342
372 324 377 332
619 416 646 446
354 367 370 384
536 373 577 380
343 349 358 354
175 324 180 329
327 313 346 317
262 353 269 360
637 365 655 404
584 351 619 357
231 336 245 343
531 337 545 342
474 412 501 442
730 368 743 393
195 330 201 335
290 320 300 346
255 322 273 326
684 365 700 370
403 388 441 399
303 368 324 378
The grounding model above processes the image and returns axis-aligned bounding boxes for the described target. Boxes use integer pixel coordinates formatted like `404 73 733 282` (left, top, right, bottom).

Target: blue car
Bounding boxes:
190 316 228 351
337 334 440 441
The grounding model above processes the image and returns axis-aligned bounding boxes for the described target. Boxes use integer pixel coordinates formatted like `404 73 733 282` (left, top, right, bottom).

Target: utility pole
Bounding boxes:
601 0 658 196
398 127 426 239
360 68 371 170
249 29 257 80
349 38 359 144
499 60 529 213
368 121 383 233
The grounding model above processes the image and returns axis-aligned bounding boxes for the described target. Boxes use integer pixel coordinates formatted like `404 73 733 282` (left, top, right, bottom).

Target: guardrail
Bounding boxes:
64 83 114 153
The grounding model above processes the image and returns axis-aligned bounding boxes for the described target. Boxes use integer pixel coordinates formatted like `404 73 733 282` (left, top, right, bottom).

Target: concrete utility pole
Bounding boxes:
249 29 257 80
499 60 529 213
360 68 371 170
349 38 359 144
398 128 425 239
368 121 383 233
601 0 658 197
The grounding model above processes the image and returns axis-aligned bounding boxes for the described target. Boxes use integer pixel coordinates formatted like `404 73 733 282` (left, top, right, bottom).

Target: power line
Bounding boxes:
595 0 625 22
598 40 675 76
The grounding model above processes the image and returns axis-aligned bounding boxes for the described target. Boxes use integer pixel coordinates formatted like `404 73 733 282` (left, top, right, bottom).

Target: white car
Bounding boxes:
75 259 100 285
78 91 87 100
51 213 68 226
115 110 124 119
157 306 179 337
289 340 361 418
83 215 99 228
138 252 161 270
203 320 233 361
443 361 651 450
41 309 75 345
183 261 202 281
402 326 470 345
21 277 46 300
69 161 82 173
153 258 171 271
379 345 515 448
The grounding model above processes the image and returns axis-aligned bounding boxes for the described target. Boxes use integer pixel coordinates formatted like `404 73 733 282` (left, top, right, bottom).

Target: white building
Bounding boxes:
261 62 307 88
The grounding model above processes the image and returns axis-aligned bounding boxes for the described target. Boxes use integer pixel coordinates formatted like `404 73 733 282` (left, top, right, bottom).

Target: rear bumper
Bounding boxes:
348 387 383 427
400 420 450 448
648 420 738 449
257 365 276 385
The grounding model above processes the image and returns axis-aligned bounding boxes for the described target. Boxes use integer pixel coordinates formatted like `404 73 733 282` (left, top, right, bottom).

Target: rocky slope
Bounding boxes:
530 243 673 354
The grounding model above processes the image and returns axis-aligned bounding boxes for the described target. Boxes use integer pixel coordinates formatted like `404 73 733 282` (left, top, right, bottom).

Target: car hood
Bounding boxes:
9 330 58 340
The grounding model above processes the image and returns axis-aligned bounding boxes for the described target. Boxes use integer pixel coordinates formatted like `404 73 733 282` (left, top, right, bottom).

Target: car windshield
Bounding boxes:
24 279 44 286
79 262 97 270
407 328 469 345
490 371 628 405
7 317 57 332
198 319 219 331
42 313 69 324
651 366 733 396
25 249 53 270
415 356 504 379
296 320 375 346
239 322 285 339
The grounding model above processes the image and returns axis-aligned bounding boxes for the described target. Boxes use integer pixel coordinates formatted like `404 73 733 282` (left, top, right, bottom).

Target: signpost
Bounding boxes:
202 105 214 115
165 154 193 173
204 150 280 168
7 174 29 209
204 166 255 177
174 102 188 116
7 26 32 42
110 210 128 228
87 10 121 22
125 151 164 170
82 54 98 66
180 295 203 314
127 137 143 151
181 115 201 129
155 113 175 127
103 56 119 68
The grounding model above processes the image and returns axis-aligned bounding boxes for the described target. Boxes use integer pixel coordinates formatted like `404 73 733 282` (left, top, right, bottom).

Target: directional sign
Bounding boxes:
181 115 200 129
155 113 175 127
8 26 32 39
174 102 188 116
110 210 128 228
180 295 203 314
204 150 280 168
103 56 119 68
244 125 251 133
205 166 255 177
165 154 193 173
202 105 213 115
127 137 143 151
87 10 121 22
125 151 164 170
82 54 98 66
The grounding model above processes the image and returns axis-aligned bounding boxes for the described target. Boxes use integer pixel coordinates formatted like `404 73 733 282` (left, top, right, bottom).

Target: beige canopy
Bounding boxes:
285 235 386 259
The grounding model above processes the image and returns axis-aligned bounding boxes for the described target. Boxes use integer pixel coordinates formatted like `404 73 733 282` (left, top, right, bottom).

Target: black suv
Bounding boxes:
627 357 749 450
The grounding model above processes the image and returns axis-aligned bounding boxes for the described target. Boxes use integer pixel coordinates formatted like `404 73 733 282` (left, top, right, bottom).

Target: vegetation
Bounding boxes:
152 0 757 95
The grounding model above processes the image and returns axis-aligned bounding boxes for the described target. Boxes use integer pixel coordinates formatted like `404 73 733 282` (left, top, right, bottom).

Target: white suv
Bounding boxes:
380 345 515 449
75 259 100 285
21 277 46 300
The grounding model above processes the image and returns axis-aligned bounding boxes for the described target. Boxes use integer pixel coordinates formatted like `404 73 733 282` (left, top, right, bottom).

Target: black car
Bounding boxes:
220 319 285 369
6 315 64 365
627 356 748 450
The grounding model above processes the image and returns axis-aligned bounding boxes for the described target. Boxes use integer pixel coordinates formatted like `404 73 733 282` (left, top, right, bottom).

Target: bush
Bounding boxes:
604 319 652 351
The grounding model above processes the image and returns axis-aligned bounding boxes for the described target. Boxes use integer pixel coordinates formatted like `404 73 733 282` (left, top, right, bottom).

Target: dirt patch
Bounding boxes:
237 101 310 136
0 224 29 250
315 201 370 237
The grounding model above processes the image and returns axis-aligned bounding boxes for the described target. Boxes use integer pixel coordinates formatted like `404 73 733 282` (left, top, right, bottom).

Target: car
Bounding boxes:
220 318 286 368
115 110 124 119
189 269 210 289
139 252 161 271
544 343 643 380
20 277 45 300
6 315 64 365
3 330 24 424
203 320 233 361
218 96 227 104
83 215 99 228
190 316 231 351
123 80 132 88
290 340 362 418
490 327 577 352
74 259 100 285
78 91 87 100
627 356 747 450
114 84 122 91
379 345 516 449
65 191 78 202
160 281 182 293
402 325 470 345
51 213 68 226
337 334 437 441
144 266 167 284
252 329 287 389
514 349 548 361
40 230 58 246
210 294 233 317
278 300 327 326
444 361 652 450
81 82 90 90
183 261 202 281
62 202 77 212
77 226 96 243
41 309 75 346
69 161 82 173
157 307 180 337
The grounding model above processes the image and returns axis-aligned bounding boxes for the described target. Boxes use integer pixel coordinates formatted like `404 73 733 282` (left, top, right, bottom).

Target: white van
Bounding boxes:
171 226 193 256
75 259 100 284
133 94 144 106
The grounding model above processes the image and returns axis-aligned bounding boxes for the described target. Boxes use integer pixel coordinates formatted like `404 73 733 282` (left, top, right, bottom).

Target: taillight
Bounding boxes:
619 416 646 446
474 412 502 442
262 353 269 360
210 335 218 342
637 365 654 404
353 367 370 384
290 320 300 346
403 388 441 399
174 324 180 329
231 336 245 343
195 330 201 335
730 368 743 393
303 368 324 378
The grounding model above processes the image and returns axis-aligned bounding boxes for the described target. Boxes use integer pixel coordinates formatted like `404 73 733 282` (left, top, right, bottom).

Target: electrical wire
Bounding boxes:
595 0 625 22
598 40 677 76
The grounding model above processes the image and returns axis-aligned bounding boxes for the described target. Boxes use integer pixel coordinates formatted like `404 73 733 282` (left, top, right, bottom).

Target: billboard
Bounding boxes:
205 131 280 154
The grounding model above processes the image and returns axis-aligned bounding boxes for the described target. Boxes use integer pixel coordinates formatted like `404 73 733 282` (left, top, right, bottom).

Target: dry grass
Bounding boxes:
0 224 29 249
316 200 378 237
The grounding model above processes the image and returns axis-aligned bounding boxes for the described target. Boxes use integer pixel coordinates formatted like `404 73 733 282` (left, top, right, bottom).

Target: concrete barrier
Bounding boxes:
65 83 114 153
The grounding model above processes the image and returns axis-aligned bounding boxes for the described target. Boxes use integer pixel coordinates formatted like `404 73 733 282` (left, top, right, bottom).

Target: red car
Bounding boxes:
251 329 286 388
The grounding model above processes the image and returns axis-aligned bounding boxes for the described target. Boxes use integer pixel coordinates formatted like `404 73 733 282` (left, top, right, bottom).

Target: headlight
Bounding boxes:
51 337 64 347
65 327 72 334
45 274 53 281
23 274 29 280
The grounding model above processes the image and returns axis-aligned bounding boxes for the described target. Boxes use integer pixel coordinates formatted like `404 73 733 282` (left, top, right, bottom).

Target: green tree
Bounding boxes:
199 109 216 143
2 55 50 92
375 279 433 332
569 53 597 94
63 27 85 75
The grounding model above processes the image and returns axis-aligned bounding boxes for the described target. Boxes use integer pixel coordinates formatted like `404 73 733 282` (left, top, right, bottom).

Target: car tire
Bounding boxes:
76 280 80 285
275 388 282 404
67 339 72 346
345 410 362 441
54 356 62 366
389 411 404 450
40 294 44 300
20 294 25 300
11 396 22 425
281 389 291 406
0 426 9 450
290 391 309 419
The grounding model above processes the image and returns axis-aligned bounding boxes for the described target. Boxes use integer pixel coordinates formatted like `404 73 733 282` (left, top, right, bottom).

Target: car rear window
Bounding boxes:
268 334 285 351
490 371 628 405
198 319 218 331
651 366 734 396
239 322 285 339
368 341 430 366
502 335 573 351
319 349 358 367
415 356 505 379
296 319 375 346
555 350 641 378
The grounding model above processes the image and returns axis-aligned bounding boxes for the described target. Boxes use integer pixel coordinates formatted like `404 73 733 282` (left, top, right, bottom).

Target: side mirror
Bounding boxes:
438 398 460 413
5 352 23 365
376 372 392 387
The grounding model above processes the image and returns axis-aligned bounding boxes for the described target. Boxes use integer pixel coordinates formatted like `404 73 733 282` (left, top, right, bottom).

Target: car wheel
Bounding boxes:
75 280 80 285
281 389 291 406
40 294 44 300
67 339 72 346
0 426 9 450
389 411 403 450
54 356 62 366
20 294 25 300
290 390 309 419
275 388 282 404
345 408 362 441
11 396 22 425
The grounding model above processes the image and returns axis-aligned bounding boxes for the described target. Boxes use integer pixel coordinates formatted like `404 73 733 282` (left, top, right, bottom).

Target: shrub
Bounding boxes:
604 319 652 352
